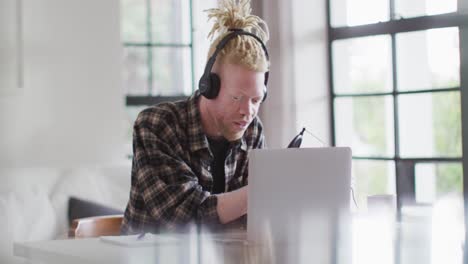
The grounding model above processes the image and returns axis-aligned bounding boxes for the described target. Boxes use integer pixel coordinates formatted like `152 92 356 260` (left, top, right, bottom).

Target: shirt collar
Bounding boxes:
233 137 248 152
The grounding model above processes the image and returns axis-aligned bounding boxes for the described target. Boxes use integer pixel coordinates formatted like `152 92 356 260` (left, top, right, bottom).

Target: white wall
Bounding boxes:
256 0 330 148
0 0 126 168
260 0 297 148
0 0 20 95
291 0 331 147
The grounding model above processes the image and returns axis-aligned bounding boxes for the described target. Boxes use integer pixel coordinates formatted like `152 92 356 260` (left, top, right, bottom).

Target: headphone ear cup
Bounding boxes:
199 73 219 99
198 74 210 97
207 73 221 99
199 73 221 99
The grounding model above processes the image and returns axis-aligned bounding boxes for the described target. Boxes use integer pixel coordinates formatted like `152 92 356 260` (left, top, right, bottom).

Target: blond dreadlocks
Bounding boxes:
205 0 270 72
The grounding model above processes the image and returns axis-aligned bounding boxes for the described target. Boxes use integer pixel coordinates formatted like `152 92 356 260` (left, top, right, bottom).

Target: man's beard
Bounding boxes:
222 124 245 141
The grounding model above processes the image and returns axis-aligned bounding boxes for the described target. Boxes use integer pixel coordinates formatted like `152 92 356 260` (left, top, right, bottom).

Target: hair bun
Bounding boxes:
205 0 269 43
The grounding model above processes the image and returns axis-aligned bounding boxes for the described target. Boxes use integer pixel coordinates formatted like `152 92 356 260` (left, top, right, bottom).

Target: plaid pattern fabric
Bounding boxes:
121 91 265 234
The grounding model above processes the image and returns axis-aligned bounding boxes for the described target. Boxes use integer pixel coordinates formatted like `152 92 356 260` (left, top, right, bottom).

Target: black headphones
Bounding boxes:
198 28 270 101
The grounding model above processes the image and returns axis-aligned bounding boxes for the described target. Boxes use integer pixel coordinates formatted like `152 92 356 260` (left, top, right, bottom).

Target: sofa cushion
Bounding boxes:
68 196 123 224
0 186 56 264
0 168 60 193
49 166 131 237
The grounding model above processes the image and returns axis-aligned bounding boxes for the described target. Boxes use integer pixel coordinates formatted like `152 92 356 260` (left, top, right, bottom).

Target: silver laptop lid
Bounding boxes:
247 147 352 247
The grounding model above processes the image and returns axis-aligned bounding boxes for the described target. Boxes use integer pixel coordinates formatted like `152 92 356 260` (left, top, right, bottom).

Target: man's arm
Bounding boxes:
133 117 247 228
216 186 248 224
213 116 265 224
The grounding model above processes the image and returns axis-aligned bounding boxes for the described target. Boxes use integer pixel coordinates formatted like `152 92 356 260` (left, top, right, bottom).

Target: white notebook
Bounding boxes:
100 234 181 247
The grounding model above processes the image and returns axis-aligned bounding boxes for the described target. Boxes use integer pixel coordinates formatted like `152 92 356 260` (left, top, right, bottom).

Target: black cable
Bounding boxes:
288 128 359 209
303 128 327 147
350 187 359 209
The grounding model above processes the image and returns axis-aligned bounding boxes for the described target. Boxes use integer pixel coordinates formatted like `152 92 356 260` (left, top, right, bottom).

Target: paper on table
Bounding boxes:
211 238 249 245
100 234 181 247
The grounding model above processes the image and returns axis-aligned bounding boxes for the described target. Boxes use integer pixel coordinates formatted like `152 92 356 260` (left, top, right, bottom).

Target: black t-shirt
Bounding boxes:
207 137 230 194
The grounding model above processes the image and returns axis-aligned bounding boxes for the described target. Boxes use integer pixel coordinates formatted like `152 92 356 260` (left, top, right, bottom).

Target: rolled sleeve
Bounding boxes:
197 194 220 224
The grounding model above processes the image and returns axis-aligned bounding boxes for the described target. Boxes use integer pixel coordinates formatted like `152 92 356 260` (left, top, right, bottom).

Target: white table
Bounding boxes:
14 233 252 264
14 211 464 264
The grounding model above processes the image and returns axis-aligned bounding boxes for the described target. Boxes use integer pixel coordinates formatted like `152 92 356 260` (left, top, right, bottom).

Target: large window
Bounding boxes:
120 0 217 152
122 0 193 103
327 0 466 212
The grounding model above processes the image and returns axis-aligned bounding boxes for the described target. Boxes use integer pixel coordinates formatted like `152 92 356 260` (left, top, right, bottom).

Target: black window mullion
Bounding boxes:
395 160 416 215
326 0 336 147
389 0 396 20
331 13 468 41
334 87 461 98
146 0 153 96
458 5 468 263
353 156 462 163
189 0 195 93
123 42 192 48
390 22 402 209
126 95 188 106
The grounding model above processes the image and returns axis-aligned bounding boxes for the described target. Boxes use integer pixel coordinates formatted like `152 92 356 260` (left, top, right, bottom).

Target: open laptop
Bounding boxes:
247 147 352 263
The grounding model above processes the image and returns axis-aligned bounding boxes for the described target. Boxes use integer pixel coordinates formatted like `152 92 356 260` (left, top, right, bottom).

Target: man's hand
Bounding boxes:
216 186 248 224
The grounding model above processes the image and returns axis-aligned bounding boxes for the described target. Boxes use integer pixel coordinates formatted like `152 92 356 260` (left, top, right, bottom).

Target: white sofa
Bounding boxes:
0 161 132 264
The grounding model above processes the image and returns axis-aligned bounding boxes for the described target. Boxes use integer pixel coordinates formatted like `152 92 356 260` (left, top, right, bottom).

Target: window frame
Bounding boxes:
326 0 468 214
123 0 194 106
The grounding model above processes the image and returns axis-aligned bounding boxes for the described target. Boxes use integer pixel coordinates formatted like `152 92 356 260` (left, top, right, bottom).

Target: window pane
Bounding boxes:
398 92 461 158
395 0 457 19
121 0 148 42
123 47 149 95
415 163 463 204
396 28 460 91
333 35 393 94
151 0 191 44
410 163 464 264
352 160 396 209
330 0 389 27
152 47 192 96
192 0 218 87
335 96 395 157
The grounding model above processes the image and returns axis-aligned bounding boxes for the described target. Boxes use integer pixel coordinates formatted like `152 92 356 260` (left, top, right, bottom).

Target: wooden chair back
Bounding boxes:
68 215 124 238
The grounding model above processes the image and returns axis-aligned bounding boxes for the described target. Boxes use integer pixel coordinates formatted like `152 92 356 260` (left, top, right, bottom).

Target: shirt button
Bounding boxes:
207 166 211 171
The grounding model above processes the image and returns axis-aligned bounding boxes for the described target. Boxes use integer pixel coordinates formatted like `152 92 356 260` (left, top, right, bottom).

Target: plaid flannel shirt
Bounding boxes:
121 91 265 234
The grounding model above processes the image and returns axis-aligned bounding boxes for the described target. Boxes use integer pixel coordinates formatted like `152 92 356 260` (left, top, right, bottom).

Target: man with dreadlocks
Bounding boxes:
121 0 270 234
